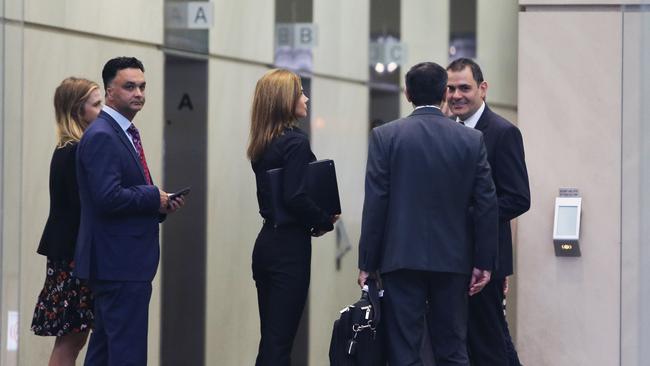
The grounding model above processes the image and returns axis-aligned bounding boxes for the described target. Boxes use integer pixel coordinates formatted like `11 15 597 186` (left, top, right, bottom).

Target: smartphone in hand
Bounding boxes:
168 186 191 203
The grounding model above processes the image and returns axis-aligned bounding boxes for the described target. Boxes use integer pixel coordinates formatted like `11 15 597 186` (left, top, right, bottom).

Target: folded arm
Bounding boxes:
282 136 334 233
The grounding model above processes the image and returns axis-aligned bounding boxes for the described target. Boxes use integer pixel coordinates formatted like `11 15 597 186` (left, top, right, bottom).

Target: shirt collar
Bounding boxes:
457 101 485 129
414 105 441 111
103 105 132 132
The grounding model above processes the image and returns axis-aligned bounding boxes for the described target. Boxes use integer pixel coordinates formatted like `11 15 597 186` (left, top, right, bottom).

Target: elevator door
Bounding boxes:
161 55 208 366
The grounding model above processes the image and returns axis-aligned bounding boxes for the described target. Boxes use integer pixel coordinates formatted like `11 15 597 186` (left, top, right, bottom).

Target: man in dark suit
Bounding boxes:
74 57 184 365
358 62 498 366
446 58 530 366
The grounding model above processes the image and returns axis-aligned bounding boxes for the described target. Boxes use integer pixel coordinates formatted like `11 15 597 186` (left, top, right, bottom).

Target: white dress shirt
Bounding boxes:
414 105 441 111
457 101 486 129
103 105 137 150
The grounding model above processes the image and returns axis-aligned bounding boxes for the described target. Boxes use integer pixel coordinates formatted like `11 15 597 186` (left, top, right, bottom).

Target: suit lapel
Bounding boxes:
475 105 491 131
101 111 149 184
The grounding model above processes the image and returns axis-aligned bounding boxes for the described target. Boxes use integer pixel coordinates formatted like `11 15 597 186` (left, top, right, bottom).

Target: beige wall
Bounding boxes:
24 0 163 44
400 0 449 116
210 0 274 63
313 0 369 81
205 59 267 366
517 8 623 366
203 3 276 364
308 2 372 363
1 21 24 366
5 0 22 20
478 0 518 108
308 77 368 366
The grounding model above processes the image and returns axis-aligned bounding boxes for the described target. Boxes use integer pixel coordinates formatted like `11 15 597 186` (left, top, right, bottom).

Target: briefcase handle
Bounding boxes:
364 279 383 325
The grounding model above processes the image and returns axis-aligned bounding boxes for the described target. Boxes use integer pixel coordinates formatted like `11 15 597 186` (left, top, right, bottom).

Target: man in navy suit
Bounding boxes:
446 58 530 366
358 62 498 366
74 57 184 365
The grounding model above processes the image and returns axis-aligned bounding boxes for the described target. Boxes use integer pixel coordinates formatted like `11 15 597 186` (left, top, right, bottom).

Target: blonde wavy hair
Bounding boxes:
54 77 100 148
247 69 302 161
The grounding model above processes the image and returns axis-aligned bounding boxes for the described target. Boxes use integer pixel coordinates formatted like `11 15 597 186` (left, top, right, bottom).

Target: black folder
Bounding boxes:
267 159 342 226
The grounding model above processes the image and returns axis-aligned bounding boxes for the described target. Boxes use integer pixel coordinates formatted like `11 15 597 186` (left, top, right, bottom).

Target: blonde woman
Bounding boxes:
248 69 338 365
31 77 102 366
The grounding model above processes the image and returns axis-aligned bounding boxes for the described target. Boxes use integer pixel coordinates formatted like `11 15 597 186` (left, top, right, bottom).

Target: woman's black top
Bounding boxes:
252 127 333 232
37 143 81 260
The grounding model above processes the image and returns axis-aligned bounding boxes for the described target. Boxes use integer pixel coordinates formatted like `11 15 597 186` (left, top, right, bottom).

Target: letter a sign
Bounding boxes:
187 2 213 29
165 2 213 29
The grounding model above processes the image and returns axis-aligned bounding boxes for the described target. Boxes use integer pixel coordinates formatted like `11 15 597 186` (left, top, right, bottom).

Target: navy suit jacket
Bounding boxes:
358 107 498 275
475 106 530 278
74 110 163 281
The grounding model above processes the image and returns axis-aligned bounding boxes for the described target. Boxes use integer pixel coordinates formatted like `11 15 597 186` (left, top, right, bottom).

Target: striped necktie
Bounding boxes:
127 124 152 185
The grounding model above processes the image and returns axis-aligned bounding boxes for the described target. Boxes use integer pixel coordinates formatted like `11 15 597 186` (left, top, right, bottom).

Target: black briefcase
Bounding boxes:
329 280 386 366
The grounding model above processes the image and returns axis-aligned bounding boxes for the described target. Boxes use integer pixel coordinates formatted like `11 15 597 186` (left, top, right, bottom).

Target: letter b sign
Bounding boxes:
295 24 317 49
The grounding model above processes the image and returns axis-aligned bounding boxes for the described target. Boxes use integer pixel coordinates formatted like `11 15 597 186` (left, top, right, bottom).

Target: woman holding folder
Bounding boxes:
247 69 338 366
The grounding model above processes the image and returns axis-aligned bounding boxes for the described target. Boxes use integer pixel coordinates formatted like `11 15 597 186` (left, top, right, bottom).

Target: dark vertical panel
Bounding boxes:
276 0 313 23
369 0 401 37
369 0 401 87
161 55 208 366
449 0 477 61
450 0 476 35
370 89 400 129
369 0 401 129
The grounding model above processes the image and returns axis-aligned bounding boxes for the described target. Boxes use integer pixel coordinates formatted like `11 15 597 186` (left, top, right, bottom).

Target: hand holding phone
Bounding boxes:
168 186 191 202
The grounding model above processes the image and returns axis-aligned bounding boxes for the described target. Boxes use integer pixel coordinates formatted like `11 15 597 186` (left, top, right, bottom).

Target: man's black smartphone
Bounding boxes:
168 186 191 201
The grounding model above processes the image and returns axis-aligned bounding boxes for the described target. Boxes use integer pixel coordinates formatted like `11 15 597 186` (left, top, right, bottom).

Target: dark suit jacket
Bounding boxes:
358 107 498 275
474 106 530 278
37 143 81 260
74 110 163 281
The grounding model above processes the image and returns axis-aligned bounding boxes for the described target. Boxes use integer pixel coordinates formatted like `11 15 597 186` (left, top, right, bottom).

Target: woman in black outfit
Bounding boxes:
248 69 338 365
31 77 102 366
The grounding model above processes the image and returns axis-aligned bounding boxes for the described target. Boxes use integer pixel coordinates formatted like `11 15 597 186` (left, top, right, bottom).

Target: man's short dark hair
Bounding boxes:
405 62 447 106
447 58 484 85
102 57 145 90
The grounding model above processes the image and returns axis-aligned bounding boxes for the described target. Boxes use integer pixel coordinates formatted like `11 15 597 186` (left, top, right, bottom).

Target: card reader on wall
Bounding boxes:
553 188 582 257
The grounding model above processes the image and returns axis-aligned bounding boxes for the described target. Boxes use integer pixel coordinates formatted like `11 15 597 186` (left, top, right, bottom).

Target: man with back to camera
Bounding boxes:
446 58 531 366
74 56 185 365
357 61 499 366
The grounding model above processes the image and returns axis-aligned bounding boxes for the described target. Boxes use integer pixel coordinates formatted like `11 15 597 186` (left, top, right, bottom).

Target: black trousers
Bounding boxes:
252 223 311 366
383 269 470 366
467 278 521 366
